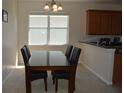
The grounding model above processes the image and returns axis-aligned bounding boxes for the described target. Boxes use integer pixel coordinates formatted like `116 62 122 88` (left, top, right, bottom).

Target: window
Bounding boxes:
29 15 69 45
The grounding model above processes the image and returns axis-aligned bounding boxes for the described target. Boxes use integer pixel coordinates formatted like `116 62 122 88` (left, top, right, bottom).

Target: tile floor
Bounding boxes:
2 64 122 93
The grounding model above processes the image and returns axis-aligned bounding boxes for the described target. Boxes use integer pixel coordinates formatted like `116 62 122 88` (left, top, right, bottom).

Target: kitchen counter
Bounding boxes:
79 41 122 53
78 42 116 85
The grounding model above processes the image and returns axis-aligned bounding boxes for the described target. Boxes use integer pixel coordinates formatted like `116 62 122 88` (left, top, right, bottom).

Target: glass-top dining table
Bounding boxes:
25 51 75 93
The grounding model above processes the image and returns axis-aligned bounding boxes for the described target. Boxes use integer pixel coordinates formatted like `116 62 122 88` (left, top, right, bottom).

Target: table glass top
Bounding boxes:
29 51 69 66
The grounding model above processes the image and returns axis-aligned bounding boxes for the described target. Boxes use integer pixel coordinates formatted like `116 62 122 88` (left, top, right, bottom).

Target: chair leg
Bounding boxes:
55 78 58 92
74 77 75 91
52 77 55 84
44 78 47 92
74 81 75 91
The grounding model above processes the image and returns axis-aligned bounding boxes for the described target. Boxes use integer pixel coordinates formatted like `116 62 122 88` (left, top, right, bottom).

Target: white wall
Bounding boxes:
17 1 121 64
2 0 18 83
79 43 115 84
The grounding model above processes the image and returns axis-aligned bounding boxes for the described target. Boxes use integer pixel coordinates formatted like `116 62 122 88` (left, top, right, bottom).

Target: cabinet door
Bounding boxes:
111 12 122 35
100 12 111 35
113 53 122 86
86 10 122 35
86 11 101 35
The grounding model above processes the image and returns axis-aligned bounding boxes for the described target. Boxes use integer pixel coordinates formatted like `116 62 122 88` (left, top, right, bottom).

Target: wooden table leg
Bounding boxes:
25 69 31 93
68 70 74 93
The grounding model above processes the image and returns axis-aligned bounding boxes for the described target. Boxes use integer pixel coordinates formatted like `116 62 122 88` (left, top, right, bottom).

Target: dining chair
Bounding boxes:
21 46 48 92
52 47 81 92
52 45 73 84
65 45 73 59
24 45 31 58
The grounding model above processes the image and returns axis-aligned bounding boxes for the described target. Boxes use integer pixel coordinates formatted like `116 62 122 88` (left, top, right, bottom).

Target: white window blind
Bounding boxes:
29 15 69 45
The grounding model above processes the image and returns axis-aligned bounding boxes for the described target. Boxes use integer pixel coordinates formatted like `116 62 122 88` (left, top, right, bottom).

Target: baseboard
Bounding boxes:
2 69 14 85
81 63 112 85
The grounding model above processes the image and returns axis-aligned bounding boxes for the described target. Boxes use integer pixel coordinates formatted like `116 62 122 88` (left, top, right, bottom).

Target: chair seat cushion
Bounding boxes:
52 71 70 79
32 71 47 80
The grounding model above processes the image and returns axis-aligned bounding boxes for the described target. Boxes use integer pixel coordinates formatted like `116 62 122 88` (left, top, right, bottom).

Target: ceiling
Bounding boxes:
19 0 121 3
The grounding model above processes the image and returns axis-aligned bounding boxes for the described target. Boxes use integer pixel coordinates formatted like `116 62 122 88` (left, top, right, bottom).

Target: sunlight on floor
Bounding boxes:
16 65 24 69
15 51 24 69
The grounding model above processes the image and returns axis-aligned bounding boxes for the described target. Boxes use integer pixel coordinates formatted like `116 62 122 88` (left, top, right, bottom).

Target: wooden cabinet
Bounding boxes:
111 12 122 35
113 51 122 86
86 10 122 35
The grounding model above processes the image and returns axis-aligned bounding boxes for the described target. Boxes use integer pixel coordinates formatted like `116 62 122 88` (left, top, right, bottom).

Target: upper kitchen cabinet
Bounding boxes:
86 10 122 35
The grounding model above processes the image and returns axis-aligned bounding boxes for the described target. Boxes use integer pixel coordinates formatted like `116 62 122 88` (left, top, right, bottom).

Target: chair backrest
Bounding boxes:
24 45 31 58
70 47 81 66
65 45 73 59
21 47 30 66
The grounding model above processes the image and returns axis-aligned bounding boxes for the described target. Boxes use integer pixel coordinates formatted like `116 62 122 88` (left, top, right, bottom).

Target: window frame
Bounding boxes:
28 14 69 45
